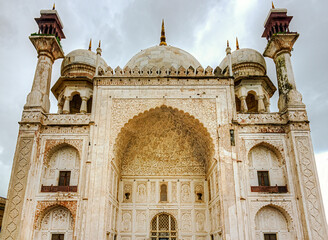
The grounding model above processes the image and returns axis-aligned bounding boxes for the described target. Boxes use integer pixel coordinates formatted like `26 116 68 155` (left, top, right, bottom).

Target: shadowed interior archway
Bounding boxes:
114 105 214 176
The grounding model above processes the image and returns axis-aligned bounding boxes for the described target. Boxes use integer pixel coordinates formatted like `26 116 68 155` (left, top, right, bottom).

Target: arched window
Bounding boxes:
246 92 258 112
160 184 167 202
69 94 82 114
41 145 80 192
34 207 74 240
248 144 287 193
255 206 293 240
151 213 177 240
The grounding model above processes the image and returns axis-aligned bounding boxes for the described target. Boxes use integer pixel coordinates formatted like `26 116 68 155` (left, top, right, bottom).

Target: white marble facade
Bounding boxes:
1 7 328 240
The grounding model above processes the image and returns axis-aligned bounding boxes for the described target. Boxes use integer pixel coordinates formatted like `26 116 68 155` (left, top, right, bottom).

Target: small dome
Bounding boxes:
61 49 108 79
219 48 266 77
125 45 201 70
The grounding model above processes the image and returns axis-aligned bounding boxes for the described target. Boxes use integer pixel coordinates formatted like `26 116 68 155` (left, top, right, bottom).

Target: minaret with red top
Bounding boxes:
25 4 65 112
262 3 303 112
1 6 65 240
262 4 328 240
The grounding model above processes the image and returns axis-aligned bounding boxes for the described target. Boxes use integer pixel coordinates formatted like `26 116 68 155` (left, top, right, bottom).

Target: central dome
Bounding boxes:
125 45 201 69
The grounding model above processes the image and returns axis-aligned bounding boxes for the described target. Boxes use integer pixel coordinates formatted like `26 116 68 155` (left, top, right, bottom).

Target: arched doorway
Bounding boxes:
151 213 177 240
112 105 217 239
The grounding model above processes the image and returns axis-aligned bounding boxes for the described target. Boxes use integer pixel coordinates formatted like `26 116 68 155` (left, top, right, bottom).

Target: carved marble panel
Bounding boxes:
136 183 147 203
181 183 191 203
121 211 132 232
2 138 33 240
296 136 327 239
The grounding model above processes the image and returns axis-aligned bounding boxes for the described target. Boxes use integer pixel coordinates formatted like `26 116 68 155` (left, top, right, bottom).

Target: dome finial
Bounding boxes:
160 19 167 46
52 3 55 10
88 39 92 51
98 40 101 48
236 37 240 50
227 40 230 47
272 1 275 9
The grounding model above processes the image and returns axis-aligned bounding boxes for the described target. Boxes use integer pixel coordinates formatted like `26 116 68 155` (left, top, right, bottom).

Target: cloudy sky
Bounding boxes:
0 0 327 219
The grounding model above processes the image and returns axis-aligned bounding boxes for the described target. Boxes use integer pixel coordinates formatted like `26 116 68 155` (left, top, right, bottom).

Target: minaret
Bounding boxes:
262 5 328 240
24 7 65 112
262 5 303 111
1 7 65 240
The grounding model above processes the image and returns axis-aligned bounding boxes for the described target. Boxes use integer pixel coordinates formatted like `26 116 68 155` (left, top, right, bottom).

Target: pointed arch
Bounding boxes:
114 105 214 176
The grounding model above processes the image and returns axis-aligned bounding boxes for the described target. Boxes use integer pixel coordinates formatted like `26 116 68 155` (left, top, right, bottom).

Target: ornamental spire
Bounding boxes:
160 19 167 46
236 37 240 50
53 3 55 10
272 1 275 9
88 38 92 51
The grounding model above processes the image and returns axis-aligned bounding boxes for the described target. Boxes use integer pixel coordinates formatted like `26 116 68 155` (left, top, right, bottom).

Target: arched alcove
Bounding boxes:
255 206 293 239
248 143 287 193
69 94 82 114
41 145 80 192
34 206 74 240
114 105 214 176
246 91 258 112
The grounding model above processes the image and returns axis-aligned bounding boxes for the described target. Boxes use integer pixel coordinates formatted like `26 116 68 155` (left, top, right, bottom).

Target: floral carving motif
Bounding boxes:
296 136 326 239
236 113 286 124
116 105 214 176
44 114 91 125
2 138 33 240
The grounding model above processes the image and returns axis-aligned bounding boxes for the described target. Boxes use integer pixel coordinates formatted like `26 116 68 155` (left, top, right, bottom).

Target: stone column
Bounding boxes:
263 33 303 112
63 96 70 114
57 102 63 114
240 96 248 113
257 95 265 113
80 96 88 114
24 36 64 113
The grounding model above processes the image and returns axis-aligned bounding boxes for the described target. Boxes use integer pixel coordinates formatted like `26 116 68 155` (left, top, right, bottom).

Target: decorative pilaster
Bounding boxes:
1 137 34 240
